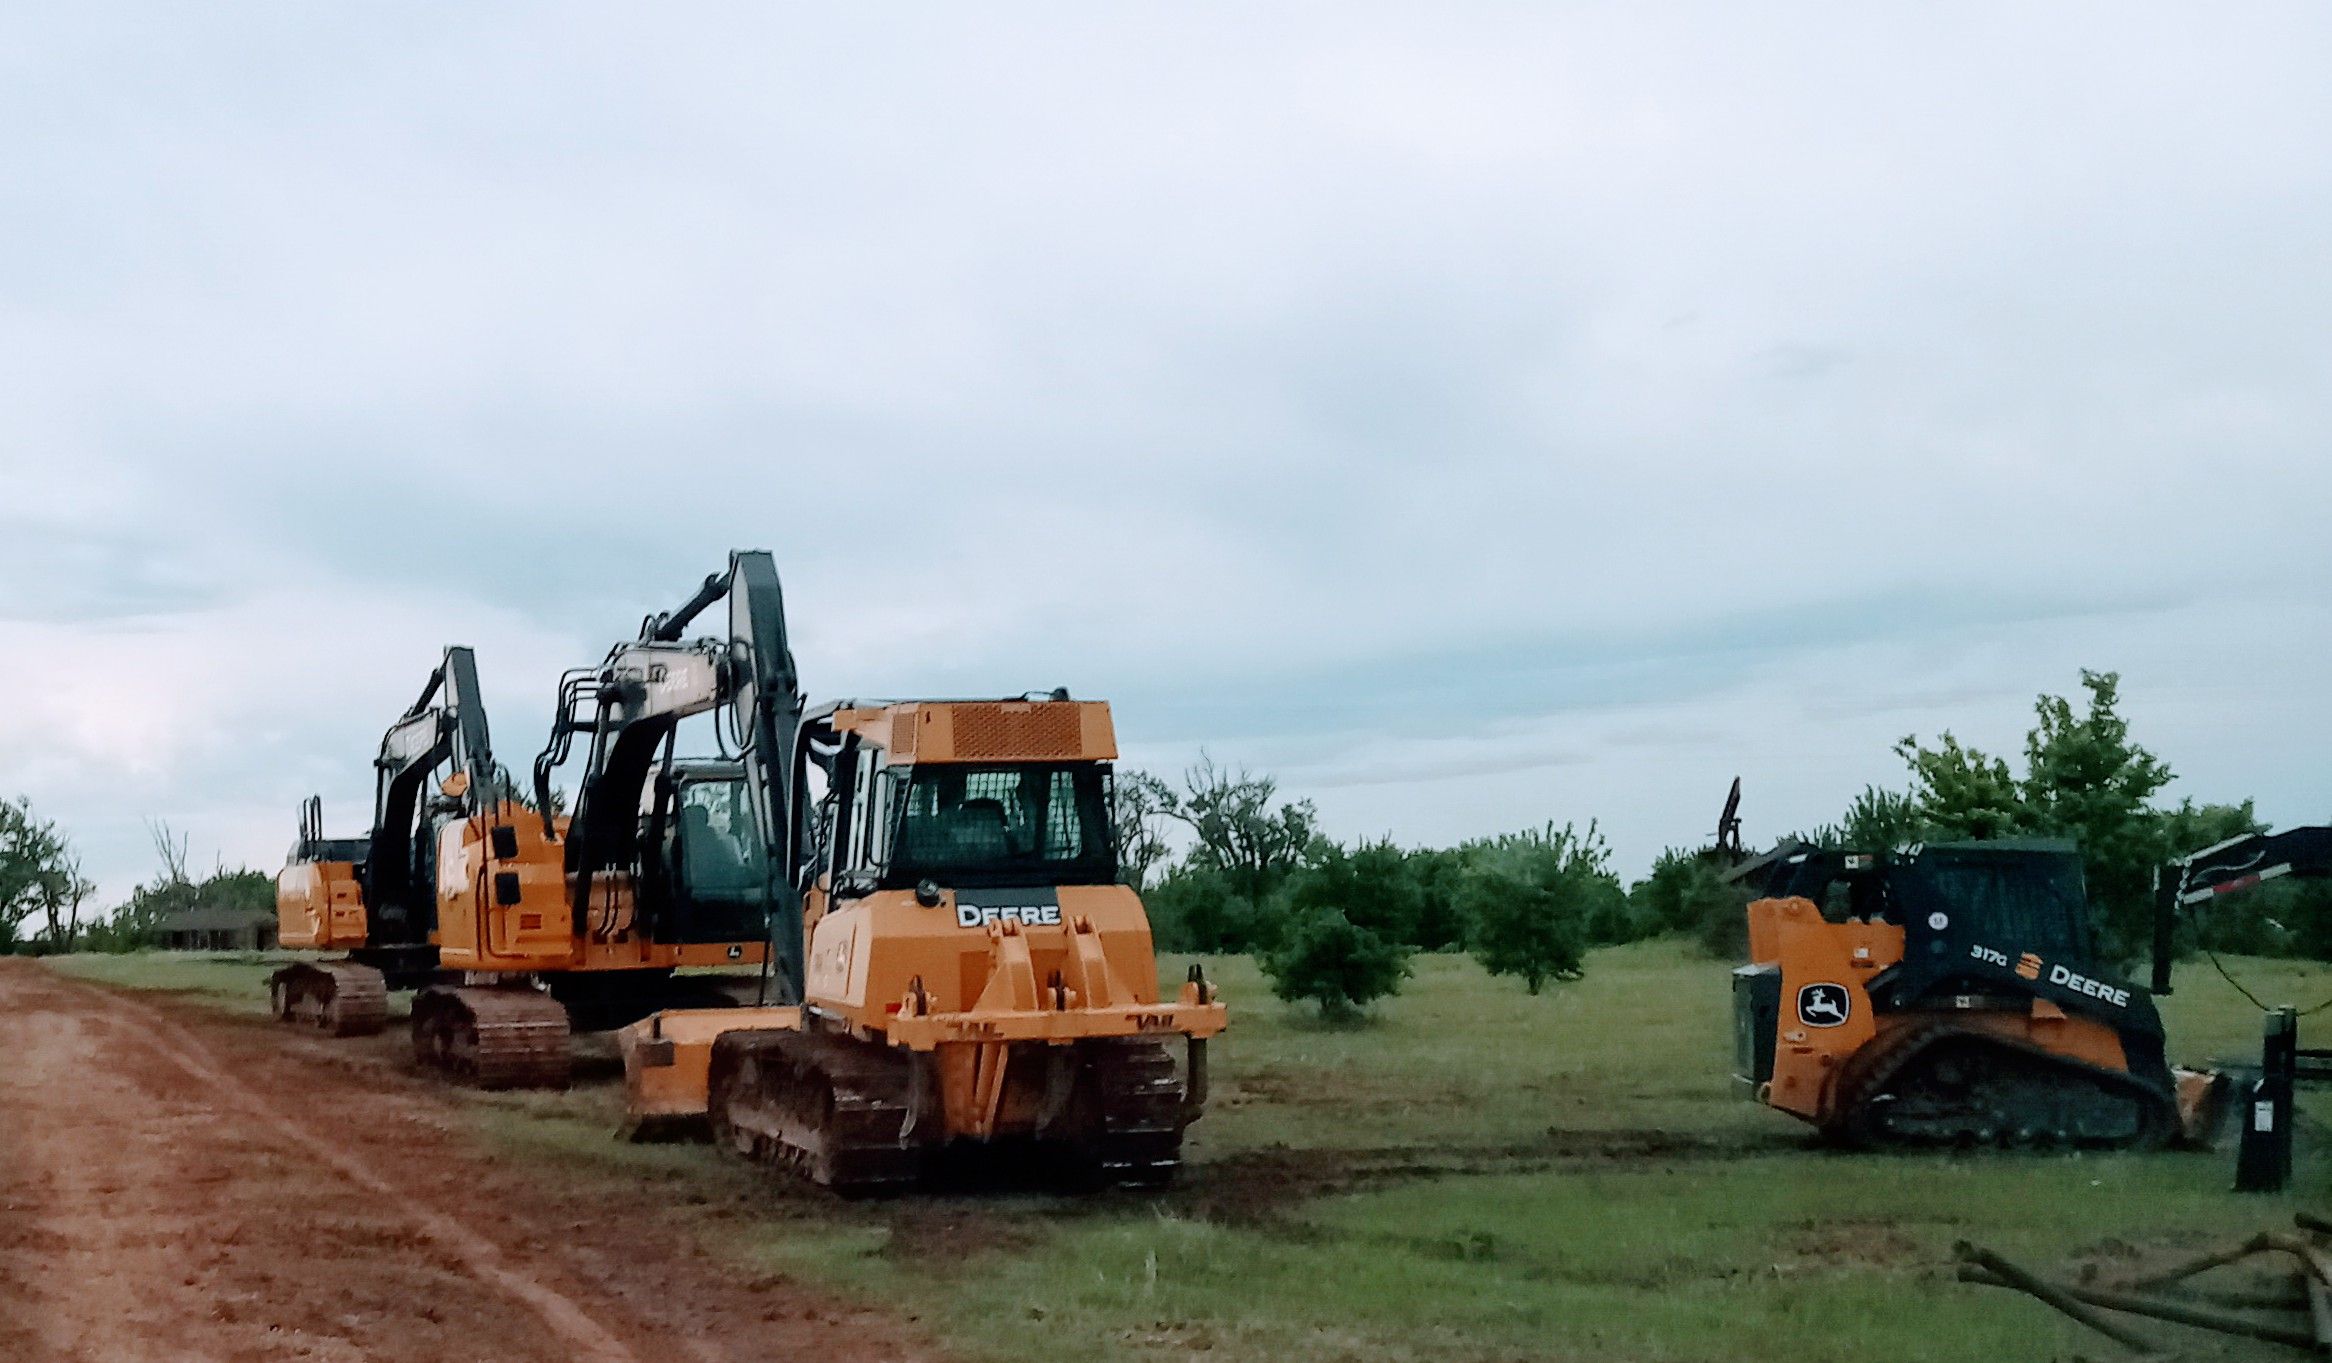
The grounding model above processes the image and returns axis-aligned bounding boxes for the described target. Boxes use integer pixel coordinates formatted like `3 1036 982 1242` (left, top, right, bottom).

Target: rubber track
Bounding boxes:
1829 1018 2176 1150
268 961 389 1037
412 986 571 1090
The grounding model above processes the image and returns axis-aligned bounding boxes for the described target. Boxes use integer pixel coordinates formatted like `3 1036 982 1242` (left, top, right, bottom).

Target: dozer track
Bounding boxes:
268 961 389 1037
707 1029 923 1193
411 985 571 1089
706 1031 1193 1194
1074 1038 1189 1188
1829 1019 2178 1150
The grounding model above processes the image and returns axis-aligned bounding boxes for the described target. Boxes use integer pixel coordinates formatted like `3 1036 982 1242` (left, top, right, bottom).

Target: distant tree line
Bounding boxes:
1117 758 1636 1018
0 812 271 956
1122 669 2330 1017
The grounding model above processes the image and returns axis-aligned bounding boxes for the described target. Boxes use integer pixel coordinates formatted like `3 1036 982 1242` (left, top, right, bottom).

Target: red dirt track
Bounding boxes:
0 960 941 1363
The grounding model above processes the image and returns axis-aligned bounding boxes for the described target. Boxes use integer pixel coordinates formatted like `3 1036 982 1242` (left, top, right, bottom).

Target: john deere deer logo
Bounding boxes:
1796 983 1851 1028
2015 952 2043 980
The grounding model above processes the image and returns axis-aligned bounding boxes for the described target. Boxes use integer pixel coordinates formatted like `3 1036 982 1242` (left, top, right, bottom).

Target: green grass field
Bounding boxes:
43 941 2332 1362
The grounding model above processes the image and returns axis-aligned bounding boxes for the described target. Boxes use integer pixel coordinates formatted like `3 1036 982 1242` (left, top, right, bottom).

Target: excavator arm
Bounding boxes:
2153 826 2332 992
366 645 497 939
541 550 809 989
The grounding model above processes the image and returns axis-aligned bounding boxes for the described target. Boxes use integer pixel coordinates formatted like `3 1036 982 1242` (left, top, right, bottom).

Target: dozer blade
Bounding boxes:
411 985 571 1090
617 1006 802 1142
1830 1020 2177 1150
268 961 389 1037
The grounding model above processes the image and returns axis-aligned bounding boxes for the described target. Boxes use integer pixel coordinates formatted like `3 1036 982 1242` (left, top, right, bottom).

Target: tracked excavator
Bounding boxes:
1734 839 2182 1148
609 552 1226 1191
400 567 789 1088
271 647 493 1034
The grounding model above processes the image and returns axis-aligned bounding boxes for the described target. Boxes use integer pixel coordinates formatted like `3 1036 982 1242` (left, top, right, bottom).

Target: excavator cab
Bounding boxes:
642 761 771 946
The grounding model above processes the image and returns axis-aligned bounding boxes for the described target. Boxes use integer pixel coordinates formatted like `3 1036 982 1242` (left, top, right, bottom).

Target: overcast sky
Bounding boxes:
3 5 2326 901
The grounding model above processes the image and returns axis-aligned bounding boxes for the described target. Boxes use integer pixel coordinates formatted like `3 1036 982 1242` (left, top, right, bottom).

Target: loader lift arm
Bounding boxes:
2152 826 2332 993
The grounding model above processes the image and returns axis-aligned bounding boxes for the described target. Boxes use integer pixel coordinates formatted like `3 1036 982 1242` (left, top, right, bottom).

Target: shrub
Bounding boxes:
1629 847 1751 958
1279 839 1423 945
1260 910 1411 1020
1458 822 1622 993
1146 864 1277 954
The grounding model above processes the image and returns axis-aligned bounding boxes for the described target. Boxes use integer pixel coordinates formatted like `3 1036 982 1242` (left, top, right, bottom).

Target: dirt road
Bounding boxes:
0 960 941 1363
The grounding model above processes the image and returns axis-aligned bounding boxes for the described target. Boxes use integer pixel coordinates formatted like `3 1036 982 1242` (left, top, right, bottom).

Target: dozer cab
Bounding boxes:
1734 840 2181 1148
271 646 492 1034
610 552 1227 1191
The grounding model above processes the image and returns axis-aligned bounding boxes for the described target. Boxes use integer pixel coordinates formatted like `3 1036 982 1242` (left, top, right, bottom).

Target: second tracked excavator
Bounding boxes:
607 551 1227 1191
400 564 790 1088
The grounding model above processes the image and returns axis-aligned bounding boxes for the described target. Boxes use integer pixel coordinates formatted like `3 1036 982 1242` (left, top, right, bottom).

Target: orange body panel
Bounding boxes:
1750 896 2129 1126
275 860 367 951
833 699 1116 764
804 880 1223 1142
431 804 768 975
617 697 1225 1143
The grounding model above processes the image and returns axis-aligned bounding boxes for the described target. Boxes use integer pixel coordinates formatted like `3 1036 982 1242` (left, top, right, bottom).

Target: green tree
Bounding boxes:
1798 786 1928 853
1403 846 1473 950
1629 845 1749 957
1895 734 2027 840
1459 822 1620 993
1896 670 2176 959
0 796 94 951
1279 839 1423 945
1144 863 1267 954
1146 756 1317 907
2018 671 2174 953
2159 798 2265 857
1259 909 1411 1020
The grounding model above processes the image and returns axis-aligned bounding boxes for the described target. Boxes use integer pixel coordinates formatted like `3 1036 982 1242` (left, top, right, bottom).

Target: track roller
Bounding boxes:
268 961 389 1037
411 985 571 1089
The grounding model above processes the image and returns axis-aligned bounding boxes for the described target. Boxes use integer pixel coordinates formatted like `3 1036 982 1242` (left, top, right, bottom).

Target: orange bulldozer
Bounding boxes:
589 552 1226 1191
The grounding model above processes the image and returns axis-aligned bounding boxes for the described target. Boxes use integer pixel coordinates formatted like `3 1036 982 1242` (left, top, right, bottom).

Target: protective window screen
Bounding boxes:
1908 850 2090 959
893 764 1106 875
677 779 766 898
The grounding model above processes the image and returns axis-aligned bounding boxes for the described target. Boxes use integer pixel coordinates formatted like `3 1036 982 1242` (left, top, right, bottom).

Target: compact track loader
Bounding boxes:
611 553 1226 1191
1734 840 2181 1149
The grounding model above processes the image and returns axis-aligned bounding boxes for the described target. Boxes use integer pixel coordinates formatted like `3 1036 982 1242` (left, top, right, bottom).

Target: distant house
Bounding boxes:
157 906 278 952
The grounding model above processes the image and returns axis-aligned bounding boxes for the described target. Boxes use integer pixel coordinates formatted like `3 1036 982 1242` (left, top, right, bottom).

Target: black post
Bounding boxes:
2235 1007 2297 1193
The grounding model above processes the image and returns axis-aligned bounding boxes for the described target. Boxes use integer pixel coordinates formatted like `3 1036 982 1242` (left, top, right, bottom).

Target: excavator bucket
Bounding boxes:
618 1006 802 1140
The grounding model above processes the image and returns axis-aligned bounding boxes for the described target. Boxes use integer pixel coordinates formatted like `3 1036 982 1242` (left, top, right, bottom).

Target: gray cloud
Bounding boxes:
0 3 2326 897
